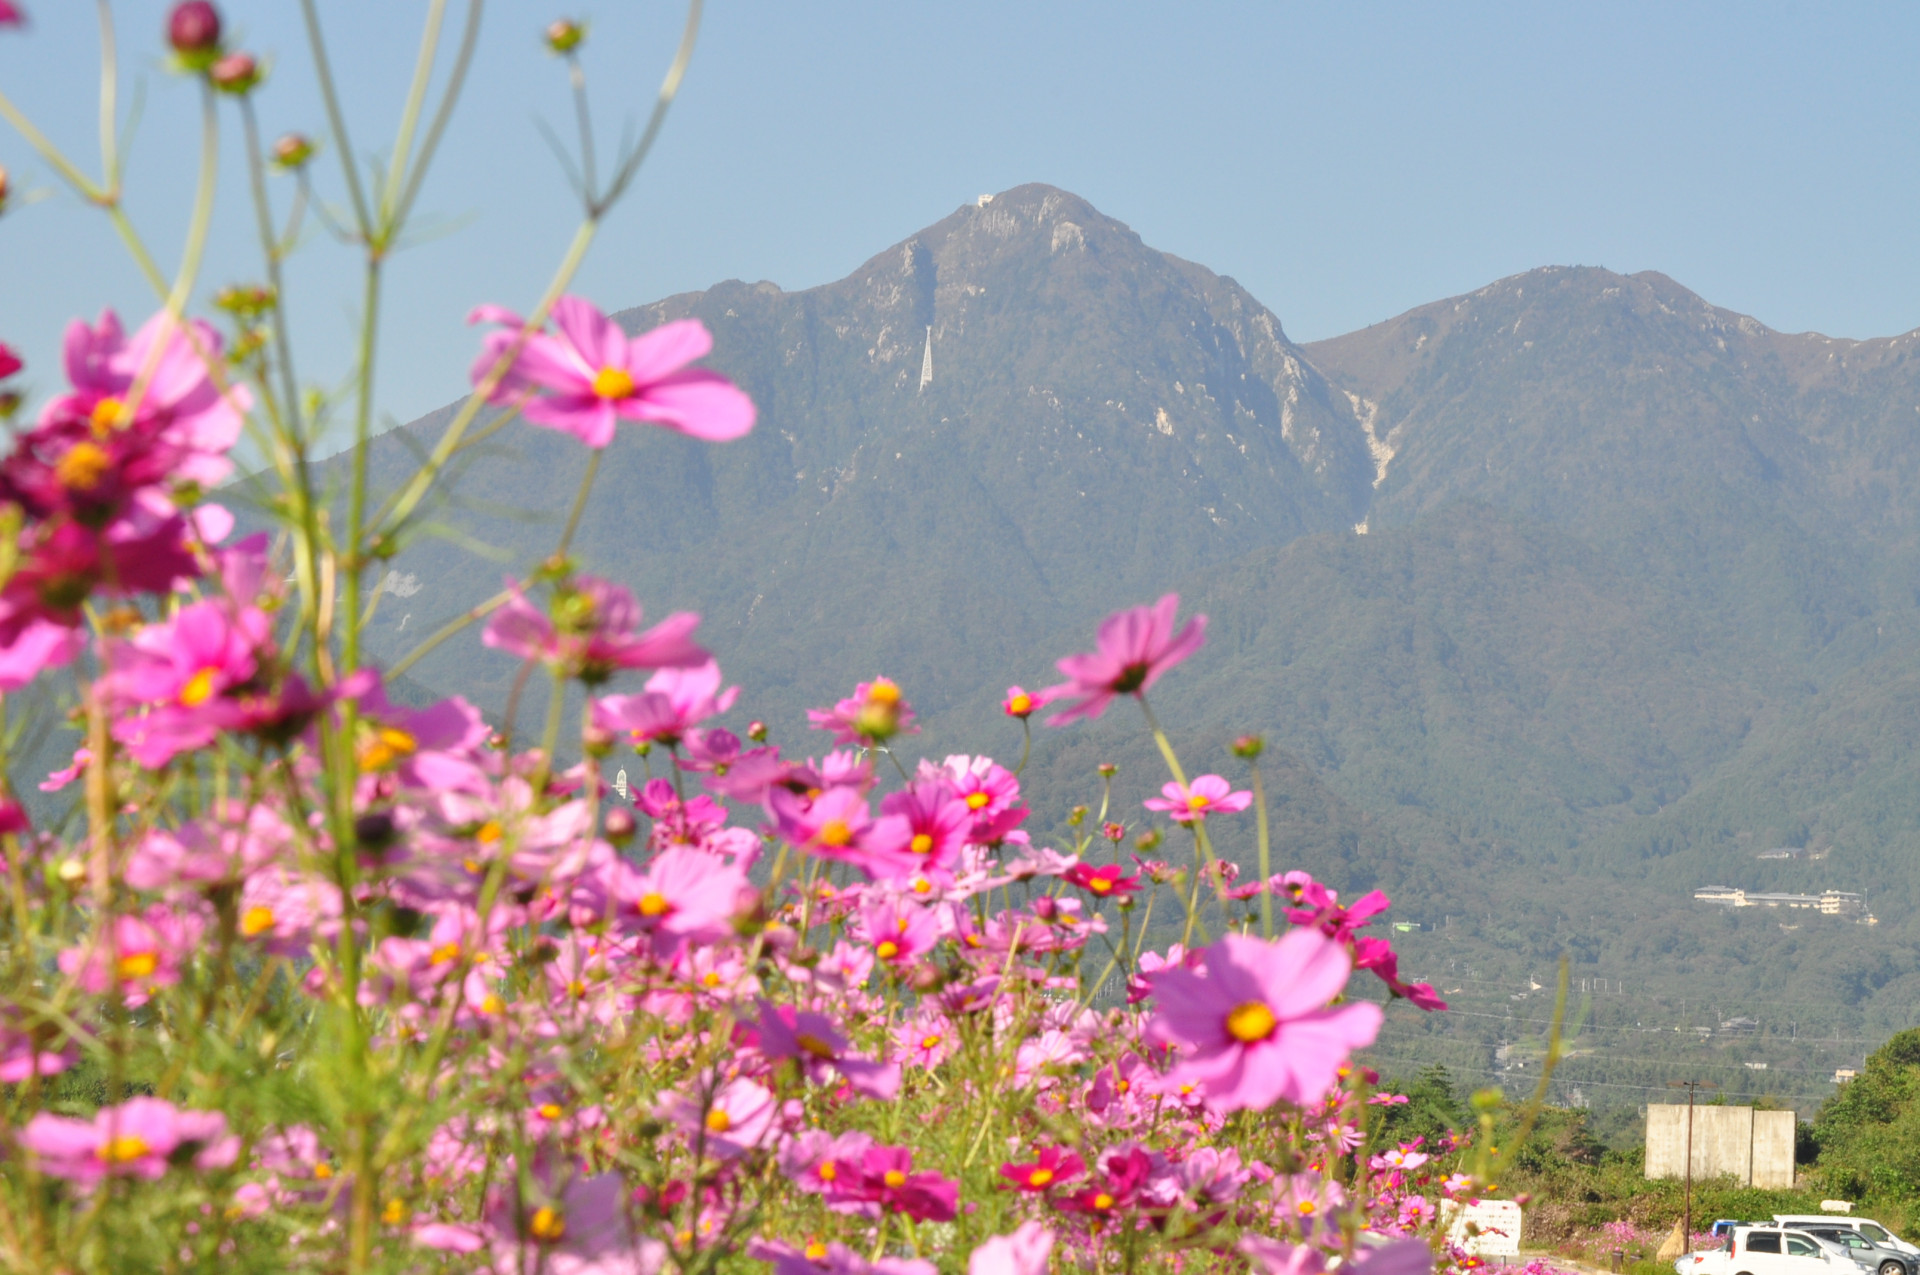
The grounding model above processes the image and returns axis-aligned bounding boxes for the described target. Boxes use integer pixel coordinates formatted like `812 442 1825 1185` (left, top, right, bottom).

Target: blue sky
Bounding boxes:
2 2 1918 433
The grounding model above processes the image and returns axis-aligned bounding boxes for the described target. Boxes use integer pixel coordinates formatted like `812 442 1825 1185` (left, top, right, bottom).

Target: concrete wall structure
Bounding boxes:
1645 1105 1795 1188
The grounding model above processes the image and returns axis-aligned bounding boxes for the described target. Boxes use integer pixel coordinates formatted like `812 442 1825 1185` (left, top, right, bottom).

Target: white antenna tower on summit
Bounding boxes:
918 325 933 392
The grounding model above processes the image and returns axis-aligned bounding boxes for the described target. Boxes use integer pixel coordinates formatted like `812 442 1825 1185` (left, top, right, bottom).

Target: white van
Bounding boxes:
1721 1226 1866 1275
1776 1220 1915 1262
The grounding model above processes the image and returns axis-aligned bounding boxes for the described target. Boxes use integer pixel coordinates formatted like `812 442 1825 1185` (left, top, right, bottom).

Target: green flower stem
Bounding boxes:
386 589 511 680
1250 757 1273 939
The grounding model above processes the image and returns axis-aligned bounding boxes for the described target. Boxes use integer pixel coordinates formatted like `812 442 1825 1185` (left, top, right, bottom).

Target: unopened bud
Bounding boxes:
1231 733 1265 760
907 962 945 993
582 725 615 758
602 807 636 845
545 18 585 53
632 739 652 758
1067 804 1087 827
1135 828 1162 853
0 392 18 422
1102 821 1124 842
209 51 260 94
852 702 898 741
1096 762 1118 778
354 811 396 849
167 2 221 58
271 133 314 170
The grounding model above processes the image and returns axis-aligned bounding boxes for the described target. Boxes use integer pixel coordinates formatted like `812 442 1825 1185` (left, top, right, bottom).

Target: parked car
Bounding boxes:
1706 1225 1868 1275
1794 1227 1913 1275
1777 1220 1917 1265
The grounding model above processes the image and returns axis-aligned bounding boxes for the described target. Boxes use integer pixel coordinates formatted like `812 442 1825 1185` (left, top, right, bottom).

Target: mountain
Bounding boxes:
226 185 1920 1115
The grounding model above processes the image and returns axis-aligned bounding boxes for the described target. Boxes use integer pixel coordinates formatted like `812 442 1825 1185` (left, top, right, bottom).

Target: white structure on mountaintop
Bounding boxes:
613 769 629 800
918 326 933 392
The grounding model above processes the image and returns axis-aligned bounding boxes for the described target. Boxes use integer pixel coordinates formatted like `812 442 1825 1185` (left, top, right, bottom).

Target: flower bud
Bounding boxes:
1096 762 1118 778
1102 821 1124 842
271 132 315 170
602 807 637 845
747 720 767 742
1135 828 1162 853
632 739 652 758
545 18 585 53
907 962 945 993
209 51 260 94
1230 733 1265 760
0 391 19 423
582 725 615 757
1067 804 1087 827
167 2 221 59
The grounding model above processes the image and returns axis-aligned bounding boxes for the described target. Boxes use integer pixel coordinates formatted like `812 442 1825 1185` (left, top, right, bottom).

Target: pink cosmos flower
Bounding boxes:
485 575 705 683
1001 685 1050 719
592 658 737 747
875 780 971 881
19 1097 238 1182
469 297 754 447
1063 862 1140 898
749 1239 934 1275
1143 774 1252 824
1240 1237 1432 1275
1043 593 1206 725
780 1128 877 1202
998 1146 1085 1193
969 1224 1054 1275
660 1076 777 1159
856 897 944 966
58 906 201 1006
576 845 747 952
768 784 911 877
1147 929 1383 1113
841 1147 958 1222
922 754 1028 843
417 1168 666 1275
746 999 901 1100
0 1010 74 1082
808 677 916 745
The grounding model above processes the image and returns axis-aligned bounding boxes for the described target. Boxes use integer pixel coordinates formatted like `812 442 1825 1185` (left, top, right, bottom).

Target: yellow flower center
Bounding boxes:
702 971 722 987
806 1242 829 1260
797 1032 838 1059
1187 793 1211 810
179 667 219 708
1027 1167 1054 1188
1089 877 1112 893
431 941 463 965
637 892 671 917
591 366 636 399
538 1103 564 1121
240 906 276 937
875 940 900 960
1298 1200 1316 1216
382 1198 408 1226
529 1206 566 1242
1226 1001 1277 1042
480 993 505 1015
910 833 934 855
101 1134 151 1163
817 1161 837 1182
475 820 503 845
818 819 853 848
358 726 417 770
313 1162 333 1180
117 951 158 981
965 792 990 811
705 1108 732 1134
883 1170 907 1189
56 441 112 491
1093 1192 1115 1210
867 678 902 705
89 397 127 435
911 878 933 895
567 979 587 999
1008 692 1032 714
920 1034 942 1049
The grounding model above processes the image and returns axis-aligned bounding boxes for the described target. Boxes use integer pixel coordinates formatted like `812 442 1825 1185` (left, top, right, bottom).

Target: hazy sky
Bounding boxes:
2 2 1918 434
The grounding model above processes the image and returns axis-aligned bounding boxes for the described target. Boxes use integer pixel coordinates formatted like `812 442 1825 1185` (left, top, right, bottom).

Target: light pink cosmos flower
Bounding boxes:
579 845 747 951
747 999 901 1100
1143 774 1252 824
1239 1236 1432 1275
968 1222 1053 1275
808 677 916 746
103 596 271 766
40 308 249 487
660 1076 777 1159
592 658 737 748
1043 592 1206 725
484 575 705 684
749 1239 934 1275
469 296 754 447
19 1097 238 1182
416 1168 666 1275
58 906 202 1006
1147 929 1382 1113
0 1010 75 1082
768 784 911 878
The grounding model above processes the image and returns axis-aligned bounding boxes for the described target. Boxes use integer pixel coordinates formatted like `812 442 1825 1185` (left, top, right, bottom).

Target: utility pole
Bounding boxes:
1667 1079 1719 1249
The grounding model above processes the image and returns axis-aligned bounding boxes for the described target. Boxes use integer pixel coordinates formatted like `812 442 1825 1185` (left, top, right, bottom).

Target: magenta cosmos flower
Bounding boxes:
969 1223 1054 1275
20 1097 237 1182
1043 593 1206 725
1143 774 1251 824
470 297 754 448
750 1239 935 1275
1148 929 1382 1113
